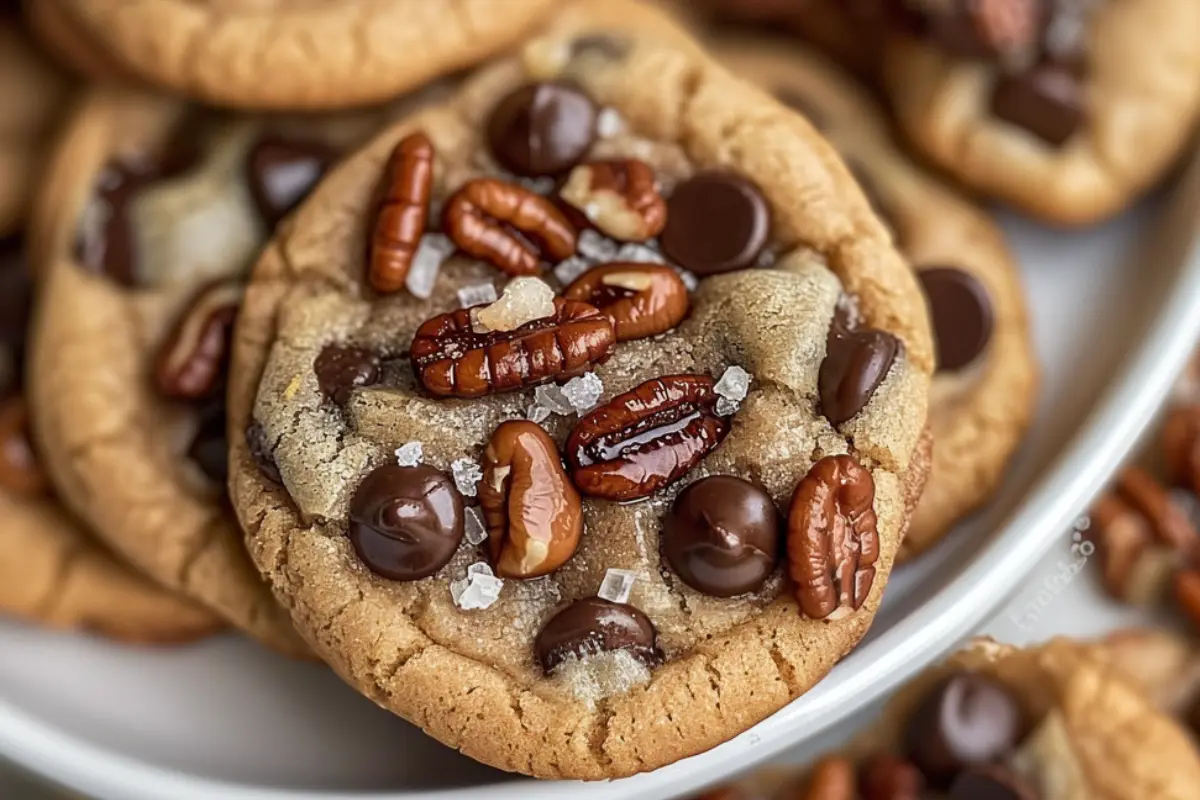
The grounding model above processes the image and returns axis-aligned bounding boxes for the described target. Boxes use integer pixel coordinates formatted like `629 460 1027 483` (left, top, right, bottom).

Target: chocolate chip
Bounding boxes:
348 464 464 581
948 765 1040 800
663 476 780 597
0 238 31 365
187 399 229 484
486 83 598 177
991 61 1085 146
819 303 901 426
917 266 994 372
775 87 827 131
661 171 770 276
245 135 338 229
904 671 1026 788
314 344 381 406
245 420 281 485
534 596 659 674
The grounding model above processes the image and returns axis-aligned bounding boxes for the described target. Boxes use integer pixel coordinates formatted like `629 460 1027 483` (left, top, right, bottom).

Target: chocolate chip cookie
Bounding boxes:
0 11 70 236
880 0 1200 226
228 0 934 778
27 0 558 111
26 87 439 655
716 39 1038 560
0 238 220 643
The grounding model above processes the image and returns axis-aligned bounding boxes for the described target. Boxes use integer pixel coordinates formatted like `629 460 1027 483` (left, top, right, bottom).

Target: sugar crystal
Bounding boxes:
464 506 489 546
457 282 498 308
394 442 424 467
450 562 504 611
405 233 454 299
597 568 637 604
578 229 619 262
561 373 604 413
451 458 483 497
554 650 651 708
472 277 555 332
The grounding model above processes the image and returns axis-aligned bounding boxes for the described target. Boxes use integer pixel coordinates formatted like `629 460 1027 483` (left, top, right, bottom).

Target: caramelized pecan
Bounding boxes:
410 298 615 397
566 375 729 501
369 131 435 294
442 178 577 276
787 454 879 620
154 280 243 400
563 263 689 341
802 757 857 800
559 159 667 242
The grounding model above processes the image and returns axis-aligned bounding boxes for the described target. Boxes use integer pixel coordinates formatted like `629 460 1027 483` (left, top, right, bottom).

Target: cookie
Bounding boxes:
227 0 933 779
880 0 1200 226
0 238 220 643
0 12 71 236
25 85 444 655
716 39 1038 560
27 0 559 111
702 638 1200 799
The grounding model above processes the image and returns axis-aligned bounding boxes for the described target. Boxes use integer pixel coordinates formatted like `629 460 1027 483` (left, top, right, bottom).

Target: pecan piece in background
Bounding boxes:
788 453 879 619
559 159 667 242
0 397 48 496
443 178 577 276
154 280 243 400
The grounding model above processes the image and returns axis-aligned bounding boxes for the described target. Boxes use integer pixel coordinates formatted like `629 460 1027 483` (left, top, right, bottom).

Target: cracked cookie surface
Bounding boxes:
229 0 934 779
717 39 1038 560
28 0 558 111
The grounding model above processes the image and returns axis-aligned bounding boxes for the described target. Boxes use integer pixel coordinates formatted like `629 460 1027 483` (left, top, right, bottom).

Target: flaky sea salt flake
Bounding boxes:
464 507 488 546
614 242 665 264
598 568 637 604
405 233 454 299
561 372 603 413
676 268 699 291
553 255 594 285
450 565 504 611
534 384 576 416
451 458 484 497
715 365 751 403
716 396 740 417
517 175 557 195
457 282 498 308
473 277 555 332
578 229 619 262
596 107 624 138
526 404 553 424
394 441 424 467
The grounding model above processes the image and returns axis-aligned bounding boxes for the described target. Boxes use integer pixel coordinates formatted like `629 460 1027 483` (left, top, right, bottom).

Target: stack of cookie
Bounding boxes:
0 0 1189 785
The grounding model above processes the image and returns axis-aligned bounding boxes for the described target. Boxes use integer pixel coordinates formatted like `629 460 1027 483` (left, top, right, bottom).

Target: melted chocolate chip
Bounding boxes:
775 86 827 131
188 399 229 484
663 476 780 597
948 765 1040 800
486 83 598 177
991 60 1085 146
819 303 901 426
918 267 994 372
534 597 659 674
245 135 338 229
661 171 770 276
245 420 281 485
904 671 1026 788
348 464 464 581
315 344 382 406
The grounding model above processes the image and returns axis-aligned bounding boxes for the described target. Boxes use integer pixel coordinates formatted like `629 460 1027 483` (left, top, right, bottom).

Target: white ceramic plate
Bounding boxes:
3 156 1200 799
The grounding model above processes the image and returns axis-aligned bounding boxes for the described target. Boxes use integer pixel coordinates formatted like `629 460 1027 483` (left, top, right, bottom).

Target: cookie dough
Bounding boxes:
717 39 1038 560
880 0 1200 226
0 239 220 643
28 0 558 111
228 0 934 779
26 86 438 655
0 12 71 237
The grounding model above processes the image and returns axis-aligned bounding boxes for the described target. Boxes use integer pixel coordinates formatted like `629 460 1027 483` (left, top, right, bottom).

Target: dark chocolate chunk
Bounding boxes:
314 344 381 406
245 135 338 229
348 464 464 581
663 476 780 597
486 83 598 177
187 399 229 484
661 171 770 276
245 420 281 485
991 61 1086 146
917 266 995 372
534 596 659 673
904 671 1026 788
819 303 901 426
948 764 1040 800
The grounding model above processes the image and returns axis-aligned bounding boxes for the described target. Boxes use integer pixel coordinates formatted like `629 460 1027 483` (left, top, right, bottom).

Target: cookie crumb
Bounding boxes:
451 459 483 497
464 506 488 546
598 568 637 604
406 234 455 299
457 282 499 308
450 562 504 610
394 441 424 467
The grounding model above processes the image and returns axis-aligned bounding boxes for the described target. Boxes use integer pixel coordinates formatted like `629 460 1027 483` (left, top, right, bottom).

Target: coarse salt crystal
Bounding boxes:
451 458 483 497
596 107 624 138
578 229 620 262
527 404 553 424
450 562 504 611
597 568 637 604
534 384 576 416
394 442 424 467
614 242 665 264
676 268 699 291
472 277 556 332
553 255 594 285
561 373 604 413
468 562 494 577
405 233 454 299
457 282 498 308
716 397 740 417
714 366 751 402
464 506 489 546
517 175 557 195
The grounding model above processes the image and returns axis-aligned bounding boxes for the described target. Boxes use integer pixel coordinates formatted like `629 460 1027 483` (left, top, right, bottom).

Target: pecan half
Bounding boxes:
566 375 730 501
1089 492 1161 605
154 280 243 400
802 757 857 800
1164 405 1200 494
443 178 577 276
559 159 667 242
0 397 48 496
787 454 879 620
369 131 435 294
859 753 925 800
563 263 689 341
410 298 615 397
1116 466 1198 552
480 421 583 579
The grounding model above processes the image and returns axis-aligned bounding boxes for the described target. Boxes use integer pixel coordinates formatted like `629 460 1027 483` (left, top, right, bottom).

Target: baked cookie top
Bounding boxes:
28 0 558 111
879 0 1200 225
26 85 438 655
230 0 933 779
716 38 1038 560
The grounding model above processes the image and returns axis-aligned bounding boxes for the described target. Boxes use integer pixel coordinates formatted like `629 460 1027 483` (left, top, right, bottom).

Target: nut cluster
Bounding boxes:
560 159 667 242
